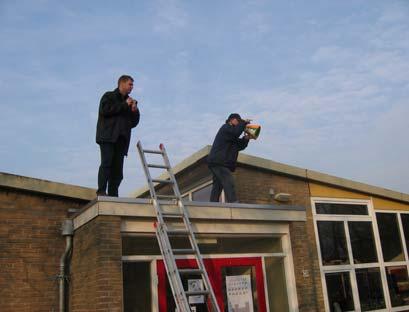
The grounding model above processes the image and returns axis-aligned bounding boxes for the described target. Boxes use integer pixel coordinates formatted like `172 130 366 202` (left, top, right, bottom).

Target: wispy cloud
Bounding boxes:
152 0 188 34
0 1 408 196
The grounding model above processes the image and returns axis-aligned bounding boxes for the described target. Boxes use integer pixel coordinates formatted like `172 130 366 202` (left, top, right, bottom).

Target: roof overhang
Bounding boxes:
73 196 306 232
0 172 96 201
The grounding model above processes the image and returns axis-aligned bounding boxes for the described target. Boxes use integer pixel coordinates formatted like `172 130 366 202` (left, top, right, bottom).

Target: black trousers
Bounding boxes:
97 137 127 197
209 165 238 203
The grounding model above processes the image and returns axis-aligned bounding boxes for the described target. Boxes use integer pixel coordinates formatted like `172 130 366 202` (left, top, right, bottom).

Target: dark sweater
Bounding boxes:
207 121 249 171
96 88 140 155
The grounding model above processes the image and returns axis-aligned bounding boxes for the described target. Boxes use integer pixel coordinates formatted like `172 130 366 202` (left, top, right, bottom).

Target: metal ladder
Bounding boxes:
137 141 220 312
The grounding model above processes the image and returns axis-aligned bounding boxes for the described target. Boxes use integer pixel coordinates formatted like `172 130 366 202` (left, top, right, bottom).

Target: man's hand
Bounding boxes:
126 97 137 107
131 104 138 112
243 118 252 124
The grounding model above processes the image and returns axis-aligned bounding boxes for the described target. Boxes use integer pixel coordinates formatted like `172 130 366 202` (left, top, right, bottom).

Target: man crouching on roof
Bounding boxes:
207 113 251 203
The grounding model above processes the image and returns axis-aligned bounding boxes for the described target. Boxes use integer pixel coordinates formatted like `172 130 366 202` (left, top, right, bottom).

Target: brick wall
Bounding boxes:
0 188 86 312
70 215 123 312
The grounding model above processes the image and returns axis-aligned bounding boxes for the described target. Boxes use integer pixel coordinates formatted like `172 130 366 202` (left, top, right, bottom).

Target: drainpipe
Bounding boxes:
59 219 74 312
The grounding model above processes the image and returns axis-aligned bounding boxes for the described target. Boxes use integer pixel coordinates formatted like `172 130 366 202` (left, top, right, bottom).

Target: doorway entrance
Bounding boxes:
157 257 267 312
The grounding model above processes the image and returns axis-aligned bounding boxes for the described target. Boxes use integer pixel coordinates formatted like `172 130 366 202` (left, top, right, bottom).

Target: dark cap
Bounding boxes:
227 113 242 122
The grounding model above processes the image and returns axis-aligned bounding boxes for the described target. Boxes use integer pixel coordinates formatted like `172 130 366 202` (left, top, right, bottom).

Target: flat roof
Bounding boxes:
0 172 96 201
73 196 306 230
131 145 409 204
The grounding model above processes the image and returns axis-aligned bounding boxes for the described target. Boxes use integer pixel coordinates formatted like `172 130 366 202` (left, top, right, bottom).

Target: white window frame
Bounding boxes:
182 180 225 203
312 197 391 312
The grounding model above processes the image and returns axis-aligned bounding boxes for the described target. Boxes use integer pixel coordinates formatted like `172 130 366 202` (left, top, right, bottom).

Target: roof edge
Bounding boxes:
0 172 96 201
130 145 409 205
306 170 409 203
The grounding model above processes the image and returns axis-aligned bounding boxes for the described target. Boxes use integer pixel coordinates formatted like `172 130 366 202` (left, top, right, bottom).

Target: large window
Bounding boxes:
313 199 385 311
314 199 409 311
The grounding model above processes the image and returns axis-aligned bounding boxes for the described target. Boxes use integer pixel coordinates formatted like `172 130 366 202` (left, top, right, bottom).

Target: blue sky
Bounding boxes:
1 0 408 196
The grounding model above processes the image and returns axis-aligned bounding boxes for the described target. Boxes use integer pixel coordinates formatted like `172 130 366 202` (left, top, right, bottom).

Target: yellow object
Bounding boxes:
309 183 369 200
372 197 409 211
245 124 261 139
309 183 409 211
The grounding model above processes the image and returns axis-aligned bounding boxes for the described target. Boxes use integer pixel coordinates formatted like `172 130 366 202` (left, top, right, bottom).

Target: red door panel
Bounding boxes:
157 257 267 312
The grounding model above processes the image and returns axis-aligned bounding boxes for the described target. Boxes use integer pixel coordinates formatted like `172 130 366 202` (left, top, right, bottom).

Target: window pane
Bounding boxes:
315 203 368 215
376 213 405 262
192 184 213 201
325 272 354 312
123 262 151 312
348 221 378 263
317 221 349 265
400 214 409 254
386 266 409 307
356 268 386 311
265 257 289 312
192 184 223 202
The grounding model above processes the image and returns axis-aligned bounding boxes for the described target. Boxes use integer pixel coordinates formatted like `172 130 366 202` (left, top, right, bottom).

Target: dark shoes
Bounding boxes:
96 191 119 197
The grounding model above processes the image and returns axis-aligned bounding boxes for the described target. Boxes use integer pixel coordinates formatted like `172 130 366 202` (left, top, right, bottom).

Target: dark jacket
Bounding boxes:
207 121 249 171
96 88 140 155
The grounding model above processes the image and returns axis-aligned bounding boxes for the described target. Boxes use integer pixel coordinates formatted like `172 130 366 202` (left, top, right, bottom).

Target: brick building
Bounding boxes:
0 172 95 312
2 146 409 311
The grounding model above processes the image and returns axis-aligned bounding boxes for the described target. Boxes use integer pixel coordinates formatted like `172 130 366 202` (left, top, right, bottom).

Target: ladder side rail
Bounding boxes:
176 200 221 312
136 141 159 200
137 142 168 226
155 224 192 312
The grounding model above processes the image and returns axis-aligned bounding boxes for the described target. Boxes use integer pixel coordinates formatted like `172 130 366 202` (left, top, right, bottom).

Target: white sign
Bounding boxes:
188 279 205 304
226 275 254 312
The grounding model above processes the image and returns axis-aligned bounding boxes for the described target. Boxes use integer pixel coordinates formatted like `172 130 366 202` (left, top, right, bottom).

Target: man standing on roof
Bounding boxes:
96 75 140 197
207 113 251 203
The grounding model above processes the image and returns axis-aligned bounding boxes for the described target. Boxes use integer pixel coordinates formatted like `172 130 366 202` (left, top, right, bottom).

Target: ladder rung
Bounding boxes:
143 149 163 154
162 213 184 219
152 179 173 184
186 290 209 297
167 229 190 235
173 248 196 255
178 268 203 275
147 163 169 169
157 195 178 200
